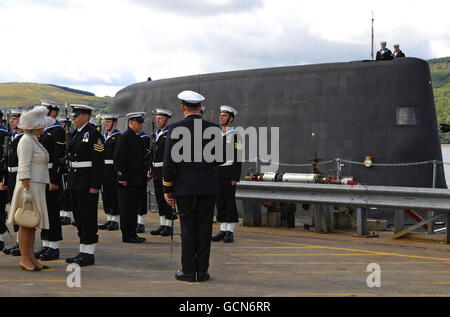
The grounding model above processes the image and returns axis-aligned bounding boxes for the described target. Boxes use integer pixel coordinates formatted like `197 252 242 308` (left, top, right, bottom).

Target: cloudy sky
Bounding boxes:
0 0 448 97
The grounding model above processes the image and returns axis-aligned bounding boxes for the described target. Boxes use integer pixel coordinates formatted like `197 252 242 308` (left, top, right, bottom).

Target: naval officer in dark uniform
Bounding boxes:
163 90 223 283
98 114 121 231
376 41 394 61
35 101 66 261
136 129 151 233
114 112 148 243
393 44 406 58
150 109 177 237
212 106 242 244
59 117 75 226
0 110 9 252
3 109 24 256
65 105 104 267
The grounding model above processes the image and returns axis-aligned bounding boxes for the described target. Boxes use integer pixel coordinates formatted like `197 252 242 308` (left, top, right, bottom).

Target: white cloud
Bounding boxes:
0 0 448 97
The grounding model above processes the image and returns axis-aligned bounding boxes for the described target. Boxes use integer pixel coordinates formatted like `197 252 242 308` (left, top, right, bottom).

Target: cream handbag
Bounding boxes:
14 188 40 228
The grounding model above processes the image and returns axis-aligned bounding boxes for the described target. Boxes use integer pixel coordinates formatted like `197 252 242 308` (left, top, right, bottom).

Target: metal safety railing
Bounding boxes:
236 181 450 243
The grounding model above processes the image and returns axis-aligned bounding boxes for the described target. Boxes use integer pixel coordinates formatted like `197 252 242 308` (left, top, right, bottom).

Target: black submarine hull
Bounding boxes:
111 57 446 190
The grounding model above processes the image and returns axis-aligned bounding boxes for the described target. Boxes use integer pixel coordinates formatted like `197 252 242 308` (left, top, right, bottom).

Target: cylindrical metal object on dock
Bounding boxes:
281 173 318 183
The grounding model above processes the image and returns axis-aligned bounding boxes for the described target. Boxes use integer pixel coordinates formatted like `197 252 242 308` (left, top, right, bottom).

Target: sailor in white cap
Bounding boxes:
376 41 394 61
163 90 222 282
65 104 105 267
98 114 122 231
393 44 406 58
212 106 242 243
113 112 148 243
0 109 8 253
149 109 176 237
35 101 66 261
3 109 24 256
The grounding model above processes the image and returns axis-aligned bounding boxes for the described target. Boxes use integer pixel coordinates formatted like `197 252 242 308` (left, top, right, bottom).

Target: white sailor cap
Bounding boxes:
41 100 61 111
11 109 23 117
70 104 95 115
178 90 205 106
393 43 400 47
380 41 387 45
126 112 147 123
220 105 238 117
103 114 119 120
155 109 172 118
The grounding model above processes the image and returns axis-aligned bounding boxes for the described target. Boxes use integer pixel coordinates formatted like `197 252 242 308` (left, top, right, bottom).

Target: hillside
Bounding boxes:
0 83 112 116
429 57 450 143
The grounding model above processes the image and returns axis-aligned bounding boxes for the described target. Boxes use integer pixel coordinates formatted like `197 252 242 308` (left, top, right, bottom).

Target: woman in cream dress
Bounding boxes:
7 106 54 271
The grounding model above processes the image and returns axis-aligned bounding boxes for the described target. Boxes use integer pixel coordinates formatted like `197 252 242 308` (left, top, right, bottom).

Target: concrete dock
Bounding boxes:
0 211 449 297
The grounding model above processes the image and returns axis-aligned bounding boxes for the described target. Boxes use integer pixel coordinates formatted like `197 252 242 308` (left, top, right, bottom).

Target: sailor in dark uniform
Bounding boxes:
212 106 242 243
376 41 394 61
3 109 24 256
114 112 148 243
393 44 406 58
150 109 176 237
0 110 9 252
65 105 104 267
98 114 121 231
35 101 66 261
136 129 151 233
59 117 74 225
163 90 223 283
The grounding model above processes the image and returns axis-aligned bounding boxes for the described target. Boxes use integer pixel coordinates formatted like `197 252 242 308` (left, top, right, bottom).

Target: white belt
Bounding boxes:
69 161 93 168
152 162 163 168
105 160 114 165
8 167 18 173
220 161 234 167
48 163 53 169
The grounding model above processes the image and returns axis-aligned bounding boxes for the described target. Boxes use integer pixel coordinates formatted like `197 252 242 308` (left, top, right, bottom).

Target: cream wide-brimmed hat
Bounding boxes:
18 106 55 130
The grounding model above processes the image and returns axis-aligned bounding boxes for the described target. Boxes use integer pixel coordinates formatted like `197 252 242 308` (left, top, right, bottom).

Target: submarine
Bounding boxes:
111 57 446 191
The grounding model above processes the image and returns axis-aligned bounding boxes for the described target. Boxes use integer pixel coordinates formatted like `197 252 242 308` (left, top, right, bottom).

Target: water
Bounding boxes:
442 145 450 184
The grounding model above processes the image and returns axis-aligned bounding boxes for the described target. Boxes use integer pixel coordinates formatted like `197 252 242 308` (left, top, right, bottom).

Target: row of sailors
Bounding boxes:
0 94 242 280
376 41 406 61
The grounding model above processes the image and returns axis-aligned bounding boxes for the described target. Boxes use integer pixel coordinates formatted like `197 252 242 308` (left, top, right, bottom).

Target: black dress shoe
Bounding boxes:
35 247 49 259
150 225 165 235
107 221 119 231
66 253 84 264
71 221 76 227
223 231 234 243
212 231 227 242
123 235 146 243
161 226 173 237
0 241 4 252
11 246 21 256
98 221 111 230
3 245 16 255
136 224 145 234
175 270 196 282
40 248 60 261
197 272 210 282
74 253 95 267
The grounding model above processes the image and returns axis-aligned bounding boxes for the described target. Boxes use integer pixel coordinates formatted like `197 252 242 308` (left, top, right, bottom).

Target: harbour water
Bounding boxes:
442 145 450 184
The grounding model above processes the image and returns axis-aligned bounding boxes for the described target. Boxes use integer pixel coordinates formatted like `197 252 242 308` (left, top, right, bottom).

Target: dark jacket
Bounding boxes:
67 122 105 191
376 49 394 61
114 128 146 188
394 50 405 58
103 129 121 180
163 114 223 196
218 127 242 181
39 121 66 185
8 131 24 170
151 127 169 178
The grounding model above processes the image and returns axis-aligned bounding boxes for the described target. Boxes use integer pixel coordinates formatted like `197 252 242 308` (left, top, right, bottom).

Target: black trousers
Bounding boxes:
41 187 63 242
137 186 148 216
0 190 8 235
7 173 19 233
102 179 120 216
176 195 216 275
70 190 99 245
60 189 73 211
216 178 239 223
153 177 177 220
118 185 145 239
